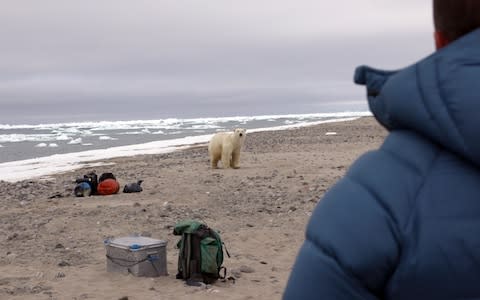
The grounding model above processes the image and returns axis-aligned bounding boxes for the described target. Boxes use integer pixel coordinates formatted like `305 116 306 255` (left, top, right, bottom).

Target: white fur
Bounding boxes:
208 128 246 169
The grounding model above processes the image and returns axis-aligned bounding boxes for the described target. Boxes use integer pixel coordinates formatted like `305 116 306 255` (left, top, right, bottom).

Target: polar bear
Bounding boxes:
208 128 246 169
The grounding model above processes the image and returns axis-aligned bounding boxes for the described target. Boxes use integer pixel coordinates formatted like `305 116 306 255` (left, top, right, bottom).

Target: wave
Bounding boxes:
0 112 372 144
0 112 371 130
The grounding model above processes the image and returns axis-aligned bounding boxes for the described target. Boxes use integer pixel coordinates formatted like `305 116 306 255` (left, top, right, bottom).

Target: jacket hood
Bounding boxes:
355 28 480 166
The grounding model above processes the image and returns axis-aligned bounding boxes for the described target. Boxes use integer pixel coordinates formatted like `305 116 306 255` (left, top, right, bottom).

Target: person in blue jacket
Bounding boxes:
284 1 480 299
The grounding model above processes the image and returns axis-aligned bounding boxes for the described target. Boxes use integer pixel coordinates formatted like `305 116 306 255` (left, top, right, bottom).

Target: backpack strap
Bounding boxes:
223 242 231 258
219 266 227 280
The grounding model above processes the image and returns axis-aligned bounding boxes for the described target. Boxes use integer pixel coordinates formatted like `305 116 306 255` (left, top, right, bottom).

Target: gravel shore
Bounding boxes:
0 117 386 300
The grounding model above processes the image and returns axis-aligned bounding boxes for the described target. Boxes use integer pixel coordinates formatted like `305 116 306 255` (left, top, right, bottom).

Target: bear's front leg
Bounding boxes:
231 150 240 169
221 148 232 169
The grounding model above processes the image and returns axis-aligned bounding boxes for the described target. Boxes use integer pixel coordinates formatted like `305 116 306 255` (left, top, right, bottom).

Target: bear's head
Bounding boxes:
233 128 246 142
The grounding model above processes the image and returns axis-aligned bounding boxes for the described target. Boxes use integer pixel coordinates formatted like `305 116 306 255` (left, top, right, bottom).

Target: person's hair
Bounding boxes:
434 0 480 42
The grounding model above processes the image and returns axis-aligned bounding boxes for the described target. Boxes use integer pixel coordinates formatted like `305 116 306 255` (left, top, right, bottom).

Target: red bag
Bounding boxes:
97 178 120 195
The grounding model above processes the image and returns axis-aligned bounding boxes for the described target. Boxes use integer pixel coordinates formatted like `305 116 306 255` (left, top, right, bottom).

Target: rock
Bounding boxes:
118 297 129 300
260 261 268 265
6 252 17 260
230 269 242 278
55 243 65 249
133 202 141 207
239 265 255 273
48 193 64 199
7 233 18 240
186 279 206 288
55 272 66 278
246 223 254 227
58 261 70 267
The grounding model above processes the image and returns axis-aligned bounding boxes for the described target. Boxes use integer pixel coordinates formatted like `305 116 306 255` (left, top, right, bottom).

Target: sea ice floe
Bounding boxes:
68 138 82 145
55 134 71 141
35 143 47 147
49 143 59 147
99 136 118 140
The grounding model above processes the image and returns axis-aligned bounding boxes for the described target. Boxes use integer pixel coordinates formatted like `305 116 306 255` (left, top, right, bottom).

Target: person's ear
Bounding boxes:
435 31 450 49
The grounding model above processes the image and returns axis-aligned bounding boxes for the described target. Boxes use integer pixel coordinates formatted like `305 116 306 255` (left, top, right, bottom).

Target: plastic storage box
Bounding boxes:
105 236 168 277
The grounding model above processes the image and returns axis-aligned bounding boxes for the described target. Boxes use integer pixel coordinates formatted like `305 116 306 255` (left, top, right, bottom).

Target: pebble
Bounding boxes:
186 279 206 288
230 269 242 278
7 233 18 240
58 261 70 267
239 265 255 273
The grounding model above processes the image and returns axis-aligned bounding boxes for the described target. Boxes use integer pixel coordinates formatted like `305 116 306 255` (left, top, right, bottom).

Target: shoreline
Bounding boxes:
0 117 386 300
0 116 367 183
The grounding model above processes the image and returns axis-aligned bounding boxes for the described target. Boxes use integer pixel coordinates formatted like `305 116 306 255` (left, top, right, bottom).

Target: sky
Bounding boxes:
0 1 434 124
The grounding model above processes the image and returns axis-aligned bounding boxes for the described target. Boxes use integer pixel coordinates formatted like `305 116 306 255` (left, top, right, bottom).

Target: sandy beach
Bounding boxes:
0 117 386 300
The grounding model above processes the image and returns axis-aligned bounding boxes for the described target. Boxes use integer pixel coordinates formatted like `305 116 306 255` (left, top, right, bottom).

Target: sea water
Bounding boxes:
0 112 371 182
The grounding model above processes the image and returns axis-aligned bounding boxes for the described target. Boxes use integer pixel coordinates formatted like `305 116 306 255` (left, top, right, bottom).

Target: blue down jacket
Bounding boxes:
284 29 480 300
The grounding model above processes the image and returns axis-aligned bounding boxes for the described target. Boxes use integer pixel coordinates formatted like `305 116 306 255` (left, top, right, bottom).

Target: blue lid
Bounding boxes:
106 236 167 250
130 244 142 250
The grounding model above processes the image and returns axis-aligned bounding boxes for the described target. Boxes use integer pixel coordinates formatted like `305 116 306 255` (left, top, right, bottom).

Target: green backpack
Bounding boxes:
173 220 229 284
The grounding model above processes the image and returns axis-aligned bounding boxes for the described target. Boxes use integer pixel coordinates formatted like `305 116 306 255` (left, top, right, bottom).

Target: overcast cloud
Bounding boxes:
0 1 434 124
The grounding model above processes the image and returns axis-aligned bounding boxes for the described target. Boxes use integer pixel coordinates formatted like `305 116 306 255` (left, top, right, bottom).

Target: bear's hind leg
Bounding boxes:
211 154 220 169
